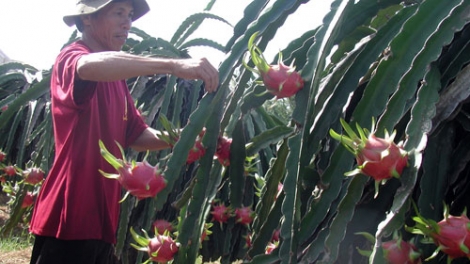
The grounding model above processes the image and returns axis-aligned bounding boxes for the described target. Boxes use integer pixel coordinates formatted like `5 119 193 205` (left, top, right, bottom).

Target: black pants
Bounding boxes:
30 235 119 264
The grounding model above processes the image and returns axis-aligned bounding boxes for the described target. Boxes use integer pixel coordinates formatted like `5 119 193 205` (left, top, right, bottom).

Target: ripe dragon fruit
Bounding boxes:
243 32 304 99
130 227 179 263
22 167 45 185
21 191 35 209
407 205 470 262
382 239 422 264
215 136 232 166
186 140 206 164
357 231 421 264
235 206 255 226
0 150 6 162
99 140 167 201
329 118 408 196
3 165 17 176
210 203 231 224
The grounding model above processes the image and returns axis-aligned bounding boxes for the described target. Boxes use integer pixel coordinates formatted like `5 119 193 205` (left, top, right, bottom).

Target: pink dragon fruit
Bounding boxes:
211 203 231 224
3 165 17 176
243 32 304 99
408 205 470 261
382 239 422 264
329 118 408 196
99 140 167 201
431 214 470 259
130 227 179 263
215 136 232 166
357 231 421 264
0 150 6 163
22 167 45 185
186 140 206 164
21 192 35 208
235 206 254 226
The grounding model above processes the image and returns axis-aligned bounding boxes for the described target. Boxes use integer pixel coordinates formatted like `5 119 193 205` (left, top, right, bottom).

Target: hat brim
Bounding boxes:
63 0 149 27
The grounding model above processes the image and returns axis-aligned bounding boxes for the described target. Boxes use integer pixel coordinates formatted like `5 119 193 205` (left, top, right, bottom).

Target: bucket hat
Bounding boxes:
63 0 150 27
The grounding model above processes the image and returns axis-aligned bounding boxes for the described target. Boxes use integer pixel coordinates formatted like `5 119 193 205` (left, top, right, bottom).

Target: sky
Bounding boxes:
0 0 332 70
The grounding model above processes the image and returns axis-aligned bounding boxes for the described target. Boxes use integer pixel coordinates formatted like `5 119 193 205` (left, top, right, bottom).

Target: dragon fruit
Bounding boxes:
99 140 167 201
329 118 408 196
431 214 470 259
22 167 45 185
211 203 231 224
130 227 179 263
408 205 470 261
235 206 254 226
3 165 17 177
243 32 304 99
0 150 5 163
21 192 35 208
357 231 421 264
215 136 232 166
382 239 422 264
186 140 206 164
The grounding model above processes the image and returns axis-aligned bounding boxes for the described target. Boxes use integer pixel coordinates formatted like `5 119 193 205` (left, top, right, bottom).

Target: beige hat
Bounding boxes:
63 0 150 27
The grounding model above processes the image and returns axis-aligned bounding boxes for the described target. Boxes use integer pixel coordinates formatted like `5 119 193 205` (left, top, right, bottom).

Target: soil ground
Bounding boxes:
0 193 32 264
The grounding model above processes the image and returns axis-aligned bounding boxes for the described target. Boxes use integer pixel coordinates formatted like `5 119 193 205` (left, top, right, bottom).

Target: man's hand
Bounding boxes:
171 58 219 93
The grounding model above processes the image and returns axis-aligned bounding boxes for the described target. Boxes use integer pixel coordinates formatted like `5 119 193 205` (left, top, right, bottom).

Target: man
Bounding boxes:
29 0 219 263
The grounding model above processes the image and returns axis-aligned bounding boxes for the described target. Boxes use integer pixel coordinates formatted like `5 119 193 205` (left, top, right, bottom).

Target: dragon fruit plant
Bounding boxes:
99 140 167 202
407 204 470 262
329 118 408 196
243 31 304 99
130 227 179 264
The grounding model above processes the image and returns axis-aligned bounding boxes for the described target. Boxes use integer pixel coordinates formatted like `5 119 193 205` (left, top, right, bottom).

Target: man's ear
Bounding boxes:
81 15 93 27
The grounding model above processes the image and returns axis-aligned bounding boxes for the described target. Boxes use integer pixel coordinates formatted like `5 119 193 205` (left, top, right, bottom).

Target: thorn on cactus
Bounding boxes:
243 31 304 99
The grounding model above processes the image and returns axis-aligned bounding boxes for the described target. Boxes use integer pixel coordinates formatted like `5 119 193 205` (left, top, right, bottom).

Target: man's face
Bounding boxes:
82 1 134 51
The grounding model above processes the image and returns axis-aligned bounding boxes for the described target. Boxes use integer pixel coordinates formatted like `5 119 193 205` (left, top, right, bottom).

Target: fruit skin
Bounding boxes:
407 205 470 262
211 203 231 224
0 150 6 162
356 134 408 181
215 136 232 166
3 165 17 176
147 234 179 263
260 62 304 99
99 140 167 201
116 161 167 200
22 167 45 185
382 239 422 264
186 140 206 164
243 31 304 99
329 118 408 197
430 214 470 259
235 206 254 226
130 227 179 264
21 192 35 208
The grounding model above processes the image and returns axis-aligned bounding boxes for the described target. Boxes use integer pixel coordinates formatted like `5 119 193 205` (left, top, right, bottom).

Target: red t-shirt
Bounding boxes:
29 41 148 244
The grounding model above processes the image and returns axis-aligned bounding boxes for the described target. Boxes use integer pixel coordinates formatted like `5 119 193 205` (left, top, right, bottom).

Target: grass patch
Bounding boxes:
0 234 33 253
